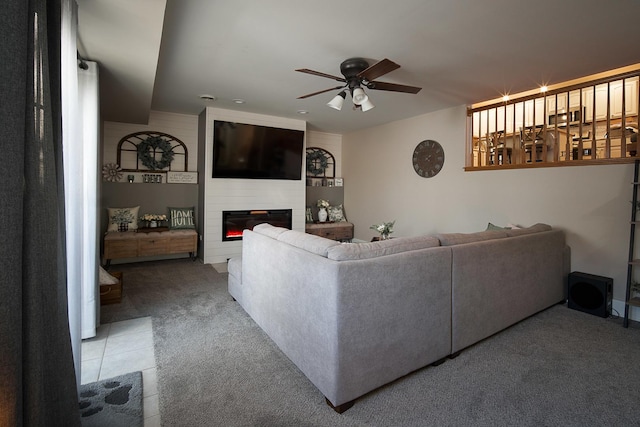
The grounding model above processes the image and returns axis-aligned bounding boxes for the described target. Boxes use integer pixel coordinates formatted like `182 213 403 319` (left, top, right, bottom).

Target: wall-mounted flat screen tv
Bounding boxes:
212 120 304 180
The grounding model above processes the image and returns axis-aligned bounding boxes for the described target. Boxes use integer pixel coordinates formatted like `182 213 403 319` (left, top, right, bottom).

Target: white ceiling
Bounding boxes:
77 0 640 134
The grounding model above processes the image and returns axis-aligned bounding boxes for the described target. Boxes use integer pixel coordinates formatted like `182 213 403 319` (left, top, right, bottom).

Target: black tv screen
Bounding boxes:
212 120 304 180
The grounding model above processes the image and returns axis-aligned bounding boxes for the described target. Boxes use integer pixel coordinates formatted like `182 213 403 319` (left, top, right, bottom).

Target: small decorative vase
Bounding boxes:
318 208 328 222
381 233 389 240
118 223 129 232
150 220 158 228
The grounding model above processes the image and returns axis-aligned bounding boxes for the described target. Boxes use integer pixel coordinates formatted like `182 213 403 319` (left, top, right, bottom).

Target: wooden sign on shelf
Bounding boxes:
166 171 198 184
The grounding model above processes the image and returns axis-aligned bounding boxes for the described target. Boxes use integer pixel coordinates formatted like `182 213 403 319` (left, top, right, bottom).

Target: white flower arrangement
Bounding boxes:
370 220 395 239
140 213 167 222
317 199 330 209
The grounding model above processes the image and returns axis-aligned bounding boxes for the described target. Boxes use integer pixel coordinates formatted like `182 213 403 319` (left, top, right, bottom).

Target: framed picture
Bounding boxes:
334 177 344 187
167 171 198 184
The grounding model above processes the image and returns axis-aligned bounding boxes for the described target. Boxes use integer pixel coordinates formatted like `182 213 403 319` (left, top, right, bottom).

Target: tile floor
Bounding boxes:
81 316 160 426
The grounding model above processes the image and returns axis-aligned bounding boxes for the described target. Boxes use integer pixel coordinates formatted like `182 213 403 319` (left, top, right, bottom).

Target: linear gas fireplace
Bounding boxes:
222 209 292 241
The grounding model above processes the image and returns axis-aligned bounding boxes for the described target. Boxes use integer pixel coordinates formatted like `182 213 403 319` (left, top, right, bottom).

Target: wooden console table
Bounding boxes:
103 229 197 266
305 222 354 241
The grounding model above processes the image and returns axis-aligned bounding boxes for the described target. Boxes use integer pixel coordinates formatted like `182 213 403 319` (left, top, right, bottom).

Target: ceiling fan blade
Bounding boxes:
297 85 345 99
358 58 400 81
367 81 422 94
295 68 346 82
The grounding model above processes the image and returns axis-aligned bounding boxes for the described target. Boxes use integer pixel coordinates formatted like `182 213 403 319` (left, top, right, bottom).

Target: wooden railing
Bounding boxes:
466 70 640 170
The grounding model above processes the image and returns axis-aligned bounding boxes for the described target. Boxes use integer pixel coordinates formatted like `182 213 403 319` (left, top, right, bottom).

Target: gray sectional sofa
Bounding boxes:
227 223 570 412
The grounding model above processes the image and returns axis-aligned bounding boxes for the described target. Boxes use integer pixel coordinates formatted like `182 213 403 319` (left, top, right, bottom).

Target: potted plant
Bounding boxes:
370 220 395 240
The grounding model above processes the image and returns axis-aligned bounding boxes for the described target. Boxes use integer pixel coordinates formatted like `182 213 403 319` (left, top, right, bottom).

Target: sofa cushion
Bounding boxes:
168 229 197 237
277 230 340 257
486 222 511 231
326 235 440 261
252 223 289 239
436 230 508 246
505 223 552 237
104 231 138 240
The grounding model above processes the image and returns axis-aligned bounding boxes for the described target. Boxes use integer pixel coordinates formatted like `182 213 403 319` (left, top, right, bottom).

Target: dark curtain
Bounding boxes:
0 0 81 425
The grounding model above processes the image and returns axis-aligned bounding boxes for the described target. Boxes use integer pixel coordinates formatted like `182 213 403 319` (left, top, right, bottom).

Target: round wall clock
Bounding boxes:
412 139 445 178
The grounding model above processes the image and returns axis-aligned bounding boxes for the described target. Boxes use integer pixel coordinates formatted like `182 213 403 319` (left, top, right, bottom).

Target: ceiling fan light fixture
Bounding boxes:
327 91 346 110
360 98 375 112
351 87 368 105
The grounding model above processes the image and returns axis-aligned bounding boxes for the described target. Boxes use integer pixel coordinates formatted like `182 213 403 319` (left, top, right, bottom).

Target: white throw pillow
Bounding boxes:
328 204 347 222
107 206 140 231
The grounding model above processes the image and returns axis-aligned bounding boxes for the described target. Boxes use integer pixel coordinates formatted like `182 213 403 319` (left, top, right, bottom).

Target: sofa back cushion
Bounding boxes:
277 230 340 257
326 235 440 261
505 223 552 237
251 223 289 239
436 230 508 246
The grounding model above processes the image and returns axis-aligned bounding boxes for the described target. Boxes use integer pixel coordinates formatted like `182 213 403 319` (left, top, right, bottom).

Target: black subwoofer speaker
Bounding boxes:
568 272 612 318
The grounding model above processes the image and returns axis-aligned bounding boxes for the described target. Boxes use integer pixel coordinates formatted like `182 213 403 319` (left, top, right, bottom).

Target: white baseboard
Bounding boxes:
612 299 640 322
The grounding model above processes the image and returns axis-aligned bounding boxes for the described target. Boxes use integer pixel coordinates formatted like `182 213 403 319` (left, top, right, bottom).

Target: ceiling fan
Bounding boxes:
296 58 422 112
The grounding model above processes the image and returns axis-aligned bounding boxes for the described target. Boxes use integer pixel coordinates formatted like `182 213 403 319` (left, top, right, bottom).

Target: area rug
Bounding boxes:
78 371 143 427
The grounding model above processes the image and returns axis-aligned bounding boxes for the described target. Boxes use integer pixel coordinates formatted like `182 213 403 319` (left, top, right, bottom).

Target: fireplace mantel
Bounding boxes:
198 106 308 264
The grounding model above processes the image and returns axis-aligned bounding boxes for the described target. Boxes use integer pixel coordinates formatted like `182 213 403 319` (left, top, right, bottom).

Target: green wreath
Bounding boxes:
306 150 328 176
137 136 174 170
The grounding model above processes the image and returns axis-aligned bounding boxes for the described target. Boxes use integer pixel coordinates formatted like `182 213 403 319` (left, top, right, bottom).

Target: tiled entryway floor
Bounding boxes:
81 316 160 426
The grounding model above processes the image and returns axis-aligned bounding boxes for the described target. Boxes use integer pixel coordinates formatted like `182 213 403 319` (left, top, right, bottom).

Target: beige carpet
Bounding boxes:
102 259 640 426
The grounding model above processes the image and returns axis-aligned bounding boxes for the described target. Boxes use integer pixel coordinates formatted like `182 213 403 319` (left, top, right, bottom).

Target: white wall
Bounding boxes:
306 131 343 177
199 107 307 264
343 105 637 318
103 110 198 168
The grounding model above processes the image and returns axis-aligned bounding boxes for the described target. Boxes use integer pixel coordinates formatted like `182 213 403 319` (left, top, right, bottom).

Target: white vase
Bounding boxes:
318 208 328 222
150 220 157 228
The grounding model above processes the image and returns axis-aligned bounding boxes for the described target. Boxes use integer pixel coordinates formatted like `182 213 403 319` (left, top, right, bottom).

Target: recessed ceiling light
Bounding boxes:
199 94 216 101
297 110 309 115
232 99 245 104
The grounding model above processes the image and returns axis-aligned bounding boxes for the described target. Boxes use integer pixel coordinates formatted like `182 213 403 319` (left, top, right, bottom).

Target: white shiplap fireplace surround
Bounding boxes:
198 107 307 264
